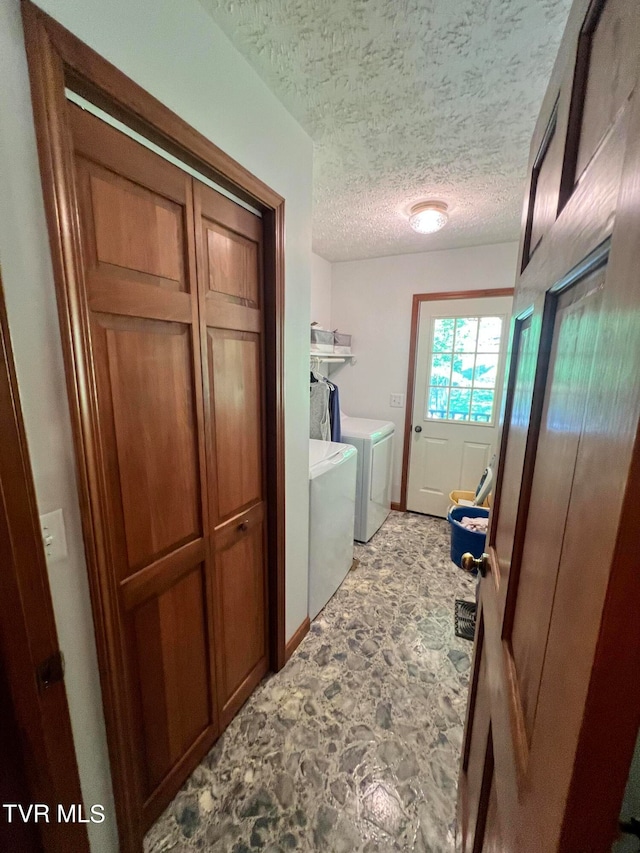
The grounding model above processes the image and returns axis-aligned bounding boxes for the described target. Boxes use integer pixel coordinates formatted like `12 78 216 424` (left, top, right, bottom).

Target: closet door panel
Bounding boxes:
71 103 188 208
69 103 218 825
208 328 262 521
95 315 201 574
131 564 210 794
89 170 185 286
205 222 260 305
195 180 268 731
213 506 267 721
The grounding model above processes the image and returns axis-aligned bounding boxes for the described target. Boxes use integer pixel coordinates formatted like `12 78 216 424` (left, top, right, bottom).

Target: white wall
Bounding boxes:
0 0 312 849
311 252 333 329
331 242 519 503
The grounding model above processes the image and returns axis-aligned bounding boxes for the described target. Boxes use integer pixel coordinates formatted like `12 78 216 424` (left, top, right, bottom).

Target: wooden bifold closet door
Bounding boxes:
194 182 269 728
69 102 267 827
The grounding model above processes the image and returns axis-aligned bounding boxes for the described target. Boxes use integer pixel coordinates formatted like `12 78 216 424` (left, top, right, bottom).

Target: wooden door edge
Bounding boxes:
560 425 640 847
263 202 287 673
20 3 287 848
399 288 515 512
284 617 311 663
0 275 89 853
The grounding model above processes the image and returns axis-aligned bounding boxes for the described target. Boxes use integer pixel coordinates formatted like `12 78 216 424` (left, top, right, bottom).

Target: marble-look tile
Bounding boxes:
145 512 476 853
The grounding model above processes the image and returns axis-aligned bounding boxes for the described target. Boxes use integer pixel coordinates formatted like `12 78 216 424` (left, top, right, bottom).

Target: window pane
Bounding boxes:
432 318 454 352
448 388 471 421
426 311 504 423
429 353 452 386
451 353 475 387
477 316 503 352
470 389 495 423
473 353 499 388
454 317 478 352
427 387 448 419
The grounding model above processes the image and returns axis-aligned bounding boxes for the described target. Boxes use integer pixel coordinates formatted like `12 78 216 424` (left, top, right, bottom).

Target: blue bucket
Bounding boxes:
447 505 489 570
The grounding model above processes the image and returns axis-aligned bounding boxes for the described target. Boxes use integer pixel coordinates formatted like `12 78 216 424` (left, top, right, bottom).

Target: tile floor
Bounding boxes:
145 511 476 853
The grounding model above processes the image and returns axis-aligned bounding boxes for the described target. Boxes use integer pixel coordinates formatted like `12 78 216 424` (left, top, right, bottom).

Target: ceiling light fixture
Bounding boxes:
408 200 449 234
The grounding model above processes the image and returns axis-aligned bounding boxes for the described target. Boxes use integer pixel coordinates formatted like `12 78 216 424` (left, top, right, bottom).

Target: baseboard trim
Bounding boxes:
285 617 310 662
390 501 405 512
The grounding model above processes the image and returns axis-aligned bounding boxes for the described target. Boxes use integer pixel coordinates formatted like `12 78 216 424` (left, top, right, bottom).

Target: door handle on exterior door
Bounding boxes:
461 552 489 577
414 425 422 433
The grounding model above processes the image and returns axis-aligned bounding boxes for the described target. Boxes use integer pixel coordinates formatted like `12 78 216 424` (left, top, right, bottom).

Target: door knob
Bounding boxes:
461 552 490 577
238 519 250 532
414 425 422 433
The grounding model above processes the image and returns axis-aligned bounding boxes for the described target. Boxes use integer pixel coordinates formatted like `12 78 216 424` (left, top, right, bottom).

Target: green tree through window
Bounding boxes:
426 316 502 423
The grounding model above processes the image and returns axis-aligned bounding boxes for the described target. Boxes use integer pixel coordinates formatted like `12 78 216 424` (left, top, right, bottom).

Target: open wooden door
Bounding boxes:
458 0 640 850
0 276 88 853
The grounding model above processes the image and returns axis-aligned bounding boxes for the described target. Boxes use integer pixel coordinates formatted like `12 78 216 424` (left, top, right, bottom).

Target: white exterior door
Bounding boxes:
406 295 512 517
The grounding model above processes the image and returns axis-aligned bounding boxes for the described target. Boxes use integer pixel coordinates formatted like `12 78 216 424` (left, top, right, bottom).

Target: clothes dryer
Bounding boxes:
340 416 394 543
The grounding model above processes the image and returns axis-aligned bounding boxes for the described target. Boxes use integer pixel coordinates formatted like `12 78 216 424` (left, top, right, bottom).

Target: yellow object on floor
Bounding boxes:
448 489 490 509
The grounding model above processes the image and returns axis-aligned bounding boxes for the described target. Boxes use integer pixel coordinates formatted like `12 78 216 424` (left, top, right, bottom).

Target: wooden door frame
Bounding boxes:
398 288 514 512
0 273 89 853
21 3 287 849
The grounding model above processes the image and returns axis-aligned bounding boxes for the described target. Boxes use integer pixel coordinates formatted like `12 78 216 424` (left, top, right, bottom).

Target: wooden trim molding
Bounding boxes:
0 275 89 853
263 202 287 671
21 3 287 849
25 4 283 211
285 617 310 662
390 501 404 512
399 288 515 512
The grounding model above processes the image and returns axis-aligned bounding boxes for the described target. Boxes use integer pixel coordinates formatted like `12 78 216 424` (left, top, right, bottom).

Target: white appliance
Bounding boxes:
308 439 357 620
341 416 394 543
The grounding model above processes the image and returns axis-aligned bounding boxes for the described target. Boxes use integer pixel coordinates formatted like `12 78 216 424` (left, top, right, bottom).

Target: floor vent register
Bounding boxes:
454 599 477 642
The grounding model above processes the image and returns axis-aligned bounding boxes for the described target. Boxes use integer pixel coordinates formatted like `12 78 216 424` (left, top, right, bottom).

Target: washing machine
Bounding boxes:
340 416 395 543
308 439 357 619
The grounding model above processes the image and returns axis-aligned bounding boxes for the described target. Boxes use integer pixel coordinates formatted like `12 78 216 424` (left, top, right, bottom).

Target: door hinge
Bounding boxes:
36 651 65 692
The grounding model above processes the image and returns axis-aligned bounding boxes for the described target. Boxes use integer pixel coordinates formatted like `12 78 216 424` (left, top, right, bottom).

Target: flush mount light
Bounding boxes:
408 201 449 234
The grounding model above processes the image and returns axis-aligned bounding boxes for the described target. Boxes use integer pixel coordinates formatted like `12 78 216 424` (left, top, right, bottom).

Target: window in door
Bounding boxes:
426 315 504 424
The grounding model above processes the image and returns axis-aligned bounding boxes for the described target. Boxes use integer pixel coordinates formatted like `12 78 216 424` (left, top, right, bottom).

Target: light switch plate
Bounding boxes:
390 393 405 408
39 509 68 562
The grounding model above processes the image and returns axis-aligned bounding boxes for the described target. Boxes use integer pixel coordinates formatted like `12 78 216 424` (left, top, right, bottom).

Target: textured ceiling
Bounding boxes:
198 0 572 261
